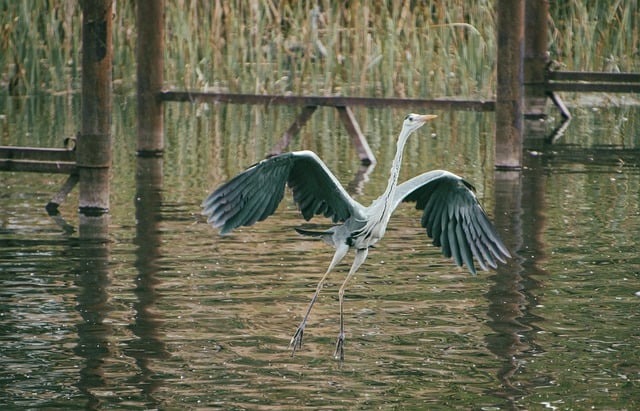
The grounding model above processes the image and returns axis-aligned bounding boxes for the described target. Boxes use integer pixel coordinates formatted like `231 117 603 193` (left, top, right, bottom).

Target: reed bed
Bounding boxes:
160 0 497 98
0 1 638 96
548 0 639 73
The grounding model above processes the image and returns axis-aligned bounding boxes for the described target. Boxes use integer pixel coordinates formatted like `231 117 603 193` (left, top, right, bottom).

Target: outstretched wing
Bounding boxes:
392 170 510 274
202 150 364 234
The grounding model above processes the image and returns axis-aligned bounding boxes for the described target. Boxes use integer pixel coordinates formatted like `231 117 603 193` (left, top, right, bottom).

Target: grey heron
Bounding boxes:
202 113 510 360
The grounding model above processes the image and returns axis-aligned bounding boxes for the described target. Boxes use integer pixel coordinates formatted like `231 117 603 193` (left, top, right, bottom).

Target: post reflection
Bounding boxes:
124 156 170 407
486 166 546 405
73 236 111 410
346 163 376 196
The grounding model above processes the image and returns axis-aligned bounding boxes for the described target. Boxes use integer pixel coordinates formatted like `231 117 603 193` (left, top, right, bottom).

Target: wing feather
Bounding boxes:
202 151 364 234
447 215 461 266
462 220 489 272
467 210 499 268
392 170 510 274
455 218 475 273
440 212 451 258
424 183 446 239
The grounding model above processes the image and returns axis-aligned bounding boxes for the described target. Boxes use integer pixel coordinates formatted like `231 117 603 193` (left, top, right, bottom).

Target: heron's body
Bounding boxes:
202 114 510 360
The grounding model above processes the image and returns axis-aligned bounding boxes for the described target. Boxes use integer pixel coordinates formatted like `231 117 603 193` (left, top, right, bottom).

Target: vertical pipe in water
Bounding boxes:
524 0 550 118
137 0 165 156
78 0 113 238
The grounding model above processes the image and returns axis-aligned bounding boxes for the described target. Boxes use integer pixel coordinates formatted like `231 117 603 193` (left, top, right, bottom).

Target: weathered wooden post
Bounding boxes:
137 0 165 156
78 0 113 238
495 0 525 169
524 0 550 118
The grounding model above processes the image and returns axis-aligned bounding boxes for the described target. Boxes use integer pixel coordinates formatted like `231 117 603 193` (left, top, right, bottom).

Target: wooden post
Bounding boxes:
524 0 550 118
495 0 524 169
137 0 165 156
78 0 112 238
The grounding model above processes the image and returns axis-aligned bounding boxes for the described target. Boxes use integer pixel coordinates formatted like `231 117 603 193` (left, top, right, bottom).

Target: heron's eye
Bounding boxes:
405 115 413 122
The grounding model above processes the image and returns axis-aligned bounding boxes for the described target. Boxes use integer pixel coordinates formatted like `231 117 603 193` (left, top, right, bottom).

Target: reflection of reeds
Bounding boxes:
0 1 637 95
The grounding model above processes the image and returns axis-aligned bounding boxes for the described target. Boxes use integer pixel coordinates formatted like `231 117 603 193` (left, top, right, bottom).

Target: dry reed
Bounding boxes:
0 1 637 96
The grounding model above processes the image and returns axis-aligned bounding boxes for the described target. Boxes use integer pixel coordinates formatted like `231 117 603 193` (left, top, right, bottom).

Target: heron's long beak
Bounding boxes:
417 114 438 123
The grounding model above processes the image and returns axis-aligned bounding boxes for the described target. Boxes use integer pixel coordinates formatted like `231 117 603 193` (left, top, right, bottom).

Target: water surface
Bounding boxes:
1 96 639 409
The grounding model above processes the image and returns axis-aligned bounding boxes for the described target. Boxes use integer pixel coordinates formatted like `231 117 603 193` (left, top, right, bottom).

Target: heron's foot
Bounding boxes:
289 325 305 356
333 333 345 361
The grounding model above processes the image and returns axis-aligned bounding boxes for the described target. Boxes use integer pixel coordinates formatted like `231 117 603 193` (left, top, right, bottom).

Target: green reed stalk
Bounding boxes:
0 0 637 96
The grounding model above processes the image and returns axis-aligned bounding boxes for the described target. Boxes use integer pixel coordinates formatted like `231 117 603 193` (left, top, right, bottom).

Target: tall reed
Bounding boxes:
548 0 638 72
0 1 638 96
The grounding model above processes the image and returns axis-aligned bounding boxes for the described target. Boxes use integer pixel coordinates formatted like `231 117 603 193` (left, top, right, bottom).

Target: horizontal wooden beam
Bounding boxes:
0 146 75 162
0 159 76 174
546 71 640 93
0 146 76 174
539 146 640 166
546 71 640 83
545 82 640 93
160 91 495 112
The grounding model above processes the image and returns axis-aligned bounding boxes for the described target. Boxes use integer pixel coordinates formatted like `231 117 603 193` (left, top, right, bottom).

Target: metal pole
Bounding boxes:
495 0 524 169
78 0 113 238
137 0 164 156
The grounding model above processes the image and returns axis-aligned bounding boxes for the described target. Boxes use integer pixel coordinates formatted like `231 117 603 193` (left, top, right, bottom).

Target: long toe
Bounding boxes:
289 327 304 356
334 335 345 361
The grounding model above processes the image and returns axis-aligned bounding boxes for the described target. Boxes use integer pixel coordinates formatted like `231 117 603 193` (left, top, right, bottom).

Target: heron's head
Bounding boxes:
402 113 437 134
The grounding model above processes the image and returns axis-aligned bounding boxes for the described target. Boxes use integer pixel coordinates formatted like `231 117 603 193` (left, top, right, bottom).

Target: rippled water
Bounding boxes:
1 96 639 409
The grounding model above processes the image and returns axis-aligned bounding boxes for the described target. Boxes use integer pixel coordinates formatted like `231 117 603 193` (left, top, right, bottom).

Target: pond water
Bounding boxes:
1 95 639 409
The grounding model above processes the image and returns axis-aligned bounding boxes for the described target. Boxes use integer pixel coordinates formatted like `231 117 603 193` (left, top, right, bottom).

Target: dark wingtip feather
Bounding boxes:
401 171 510 275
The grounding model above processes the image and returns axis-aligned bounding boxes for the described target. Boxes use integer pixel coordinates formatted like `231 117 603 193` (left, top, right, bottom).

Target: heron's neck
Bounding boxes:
381 130 410 202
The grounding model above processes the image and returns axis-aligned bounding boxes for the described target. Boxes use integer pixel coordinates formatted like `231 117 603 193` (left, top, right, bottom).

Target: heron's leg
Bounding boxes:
289 243 349 355
334 247 369 361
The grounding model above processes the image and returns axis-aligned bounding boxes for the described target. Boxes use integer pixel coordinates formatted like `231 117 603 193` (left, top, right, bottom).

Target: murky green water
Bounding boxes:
1 95 639 409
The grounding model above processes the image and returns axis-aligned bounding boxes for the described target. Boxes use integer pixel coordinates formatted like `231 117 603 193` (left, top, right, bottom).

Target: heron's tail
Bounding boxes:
294 227 336 246
294 227 330 237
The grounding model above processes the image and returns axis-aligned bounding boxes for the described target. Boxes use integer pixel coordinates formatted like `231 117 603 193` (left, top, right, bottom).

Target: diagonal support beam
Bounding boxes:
46 174 80 211
268 105 375 166
336 106 375 165
269 106 317 156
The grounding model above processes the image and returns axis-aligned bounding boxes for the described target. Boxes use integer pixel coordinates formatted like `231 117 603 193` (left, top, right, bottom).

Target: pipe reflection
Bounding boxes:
486 167 547 405
73 237 111 410
346 163 376 196
124 156 170 407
